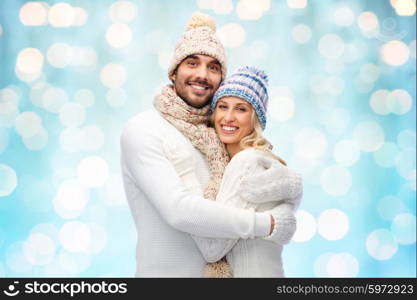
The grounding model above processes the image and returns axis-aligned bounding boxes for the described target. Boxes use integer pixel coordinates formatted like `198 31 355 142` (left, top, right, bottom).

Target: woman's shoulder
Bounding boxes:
230 148 266 164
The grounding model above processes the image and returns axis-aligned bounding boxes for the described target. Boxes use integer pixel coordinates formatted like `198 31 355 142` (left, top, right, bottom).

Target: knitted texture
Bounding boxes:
211 66 269 129
239 155 303 210
168 12 227 81
154 85 232 277
203 257 233 278
263 203 297 245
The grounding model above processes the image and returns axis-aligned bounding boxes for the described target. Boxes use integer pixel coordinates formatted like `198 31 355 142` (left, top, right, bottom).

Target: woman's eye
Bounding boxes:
218 105 227 109
237 107 247 112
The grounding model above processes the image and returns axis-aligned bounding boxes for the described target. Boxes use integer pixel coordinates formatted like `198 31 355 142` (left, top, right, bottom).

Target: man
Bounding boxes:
120 12 301 277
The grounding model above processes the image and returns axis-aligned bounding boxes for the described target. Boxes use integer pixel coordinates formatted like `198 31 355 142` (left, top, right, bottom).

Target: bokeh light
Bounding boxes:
291 24 312 44
395 148 416 180
42 87 69 113
19 2 48 26
294 128 327 161
14 112 43 138
47 43 73 68
236 0 270 20
366 229 398 260
59 250 91 274
314 252 334 277
333 140 361 167
327 253 359 277
16 48 44 75
293 210 316 242
381 40 410 66
334 6 355 27
373 142 400 168
77 156 109 187
0 102 19 127
23 233 56 266
319 34 345 59
100 64 127 88
6 242 33 274
109 1 139 23
59 103 86 128
59 221 91 253
390 0 417 16
48 3 75 27
53 179 90 219
0 129 9 153
106 23 133 48
74 89 95 108
391 213 416 245
287 0 308 9
357 11 379 37
23 128 49 151
387 89 413 115
320 165 352 196
353 121 385 152
0 164 18 197
397 129 416 149
218 23 246 48
318 209 350 240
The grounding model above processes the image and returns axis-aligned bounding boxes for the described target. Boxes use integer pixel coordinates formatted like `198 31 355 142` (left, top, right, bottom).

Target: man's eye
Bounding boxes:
209 65 220 72
187 61 197 66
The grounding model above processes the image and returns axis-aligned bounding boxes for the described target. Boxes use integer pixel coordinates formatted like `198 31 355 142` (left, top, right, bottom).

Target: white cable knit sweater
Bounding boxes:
120 109 272 277
167 147 302 277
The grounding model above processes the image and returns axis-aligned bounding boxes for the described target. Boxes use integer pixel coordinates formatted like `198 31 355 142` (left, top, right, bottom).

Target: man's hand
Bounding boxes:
269 214 275 235
263 204 296 245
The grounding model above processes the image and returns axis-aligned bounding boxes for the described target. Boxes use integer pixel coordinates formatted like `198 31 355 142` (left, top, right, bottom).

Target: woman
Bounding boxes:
164 66 302 277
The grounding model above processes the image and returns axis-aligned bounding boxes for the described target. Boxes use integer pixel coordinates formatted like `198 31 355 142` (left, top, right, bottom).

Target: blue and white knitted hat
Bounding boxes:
211 66 269 129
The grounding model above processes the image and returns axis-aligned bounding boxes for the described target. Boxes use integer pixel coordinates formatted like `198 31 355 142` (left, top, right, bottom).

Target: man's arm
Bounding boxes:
190 150 302 262
120 120 271 239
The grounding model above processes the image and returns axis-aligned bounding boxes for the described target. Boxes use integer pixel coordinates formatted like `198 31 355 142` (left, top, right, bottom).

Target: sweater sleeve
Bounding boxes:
120 119 271 239
263 202 297 245
189 150 258 262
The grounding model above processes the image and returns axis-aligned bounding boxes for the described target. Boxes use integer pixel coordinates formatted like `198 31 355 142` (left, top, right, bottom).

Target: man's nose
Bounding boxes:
195 65 208 80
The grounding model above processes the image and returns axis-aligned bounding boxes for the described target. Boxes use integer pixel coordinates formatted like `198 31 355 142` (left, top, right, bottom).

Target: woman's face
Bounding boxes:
213 96 254 152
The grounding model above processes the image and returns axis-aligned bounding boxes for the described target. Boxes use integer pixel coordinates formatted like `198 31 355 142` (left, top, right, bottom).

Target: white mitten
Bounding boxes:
263 203 296 245
239 155 302 205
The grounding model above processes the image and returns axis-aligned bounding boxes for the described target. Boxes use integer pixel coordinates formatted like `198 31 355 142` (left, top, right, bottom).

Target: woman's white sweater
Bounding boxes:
168 147 302 277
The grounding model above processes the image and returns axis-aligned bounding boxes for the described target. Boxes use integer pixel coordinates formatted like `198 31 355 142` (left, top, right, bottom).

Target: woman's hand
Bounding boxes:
239 155 302 205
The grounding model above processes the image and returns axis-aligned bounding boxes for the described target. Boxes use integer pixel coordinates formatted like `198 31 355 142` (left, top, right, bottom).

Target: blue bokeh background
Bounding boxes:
0 0 415 277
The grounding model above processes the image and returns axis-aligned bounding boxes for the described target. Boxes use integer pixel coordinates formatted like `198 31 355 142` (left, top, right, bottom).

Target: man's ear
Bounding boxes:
171 74 176 81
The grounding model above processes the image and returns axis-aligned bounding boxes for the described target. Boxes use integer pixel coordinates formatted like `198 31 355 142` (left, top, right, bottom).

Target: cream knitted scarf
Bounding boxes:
154 85 233 278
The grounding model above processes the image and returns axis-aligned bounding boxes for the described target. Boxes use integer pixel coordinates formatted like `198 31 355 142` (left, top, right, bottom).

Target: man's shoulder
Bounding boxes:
122 109 164 135
124 109 159 127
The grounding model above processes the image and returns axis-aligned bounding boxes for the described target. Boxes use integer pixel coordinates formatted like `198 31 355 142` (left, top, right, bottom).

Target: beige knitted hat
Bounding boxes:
168 12 227 81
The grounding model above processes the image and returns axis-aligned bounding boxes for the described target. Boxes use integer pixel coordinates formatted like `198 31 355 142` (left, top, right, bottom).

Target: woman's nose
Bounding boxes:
224 109 235 122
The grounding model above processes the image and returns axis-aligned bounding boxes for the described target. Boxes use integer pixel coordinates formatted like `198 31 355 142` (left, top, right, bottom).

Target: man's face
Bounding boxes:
172 54 222 108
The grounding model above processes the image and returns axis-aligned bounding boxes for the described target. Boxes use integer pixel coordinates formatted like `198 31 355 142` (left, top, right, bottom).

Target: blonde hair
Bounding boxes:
211 108 287 166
